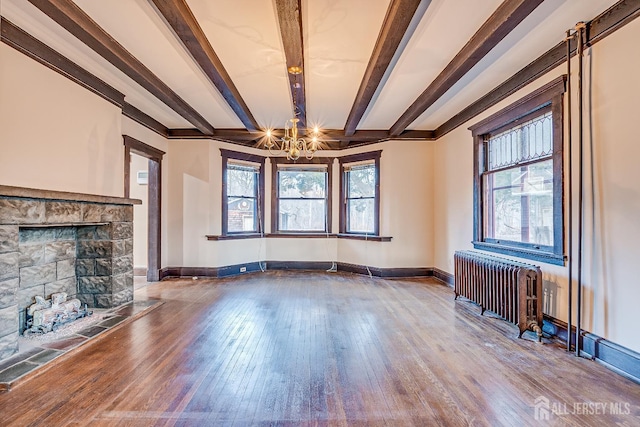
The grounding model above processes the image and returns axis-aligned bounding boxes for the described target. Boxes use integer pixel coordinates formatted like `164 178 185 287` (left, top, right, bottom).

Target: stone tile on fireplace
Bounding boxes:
0 252 19 281
111 222 132 240
78 276 111 294
45 201 82 223
113 255 133 276
19 263 57 288
0 332 18 361
77 241 112 259
44 277 76 298
19 243 45 268
76 259 95 277
44 241 76 263
42 335 87 351
0 226 18 254
95 258 112 276
0 278 18 309
56 259 75 280
0 199 45 224
77 224 111 241
0 360 38 383
0 306 18 338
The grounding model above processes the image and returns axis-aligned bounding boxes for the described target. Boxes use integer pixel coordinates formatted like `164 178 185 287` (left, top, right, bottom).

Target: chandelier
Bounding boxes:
265 119 320 161
264 66 322 160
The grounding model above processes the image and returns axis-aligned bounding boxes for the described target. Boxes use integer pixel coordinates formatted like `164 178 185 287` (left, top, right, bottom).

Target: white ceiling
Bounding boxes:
0 0 621 135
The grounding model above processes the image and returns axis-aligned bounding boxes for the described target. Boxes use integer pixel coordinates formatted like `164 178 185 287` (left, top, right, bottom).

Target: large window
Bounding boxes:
271 158 333 233
221 149 265 236
470 77 565 265
339 151 381 236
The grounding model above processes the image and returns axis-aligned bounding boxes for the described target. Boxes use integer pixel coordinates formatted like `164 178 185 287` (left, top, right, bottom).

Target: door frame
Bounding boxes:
124 135 165 282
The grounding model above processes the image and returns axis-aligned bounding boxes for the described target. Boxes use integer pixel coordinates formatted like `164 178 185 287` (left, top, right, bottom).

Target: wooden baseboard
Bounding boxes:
159 262 433 279
432 268 454 286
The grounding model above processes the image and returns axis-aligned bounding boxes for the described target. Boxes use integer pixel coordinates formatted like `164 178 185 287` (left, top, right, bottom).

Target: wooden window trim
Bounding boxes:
221 149 266 237
339 150 382 236
469 76 566 265
270 157 334 234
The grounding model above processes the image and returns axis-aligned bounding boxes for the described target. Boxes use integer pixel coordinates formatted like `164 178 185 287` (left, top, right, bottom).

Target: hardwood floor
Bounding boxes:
0 271 638 426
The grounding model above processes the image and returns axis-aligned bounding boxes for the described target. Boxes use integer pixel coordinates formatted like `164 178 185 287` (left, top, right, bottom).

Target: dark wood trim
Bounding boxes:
0 17 125 108
159 262 263 279
27 0 214 135
220 149 266 236
123 136 165 282
147 159 161 282
470 79 565 266
266 261 334 271
270 157 334 234
165 129 435 147
435 0 640 139
344 0 428 136
336 234 392 242
542 314 640 384
432 268 454 286
337 263 433 278
468 76 566 135
123 135 166 162
206 234 263 241
265 233 337 239
161 263 434 279
274 0 307 127
149 0 259 131
585 0 640 47
390 0 544 136
339 151 382 236
124 146 131 199
122 103 169 138
338 150 384 165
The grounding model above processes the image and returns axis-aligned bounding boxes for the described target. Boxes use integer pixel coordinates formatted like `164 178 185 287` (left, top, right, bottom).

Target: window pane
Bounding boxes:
278 199 326 231
228 167 256 197
279 170 326 198
227 197 256 232
488 111 552 170
347 166 375 198
484 159 554 246
348 199 374 233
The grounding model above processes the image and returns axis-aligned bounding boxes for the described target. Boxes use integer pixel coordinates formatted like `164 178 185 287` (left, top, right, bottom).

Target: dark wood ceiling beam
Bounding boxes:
167 128 434 144
27 0 214 135
344 0 429 136
389 0 544 136
435 0 640 139
0 17 125 108
274 0 306 128
149 0 259 131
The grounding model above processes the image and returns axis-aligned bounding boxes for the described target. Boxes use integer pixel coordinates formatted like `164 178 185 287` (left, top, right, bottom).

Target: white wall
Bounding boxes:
165 139 435 269
0 44 123 196
433 18 640 352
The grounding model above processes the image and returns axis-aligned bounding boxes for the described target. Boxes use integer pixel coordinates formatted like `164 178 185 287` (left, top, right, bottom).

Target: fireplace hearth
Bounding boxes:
0 185 140 362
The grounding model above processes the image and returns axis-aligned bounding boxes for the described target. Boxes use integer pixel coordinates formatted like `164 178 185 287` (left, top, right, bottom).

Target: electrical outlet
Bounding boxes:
240 266 247 273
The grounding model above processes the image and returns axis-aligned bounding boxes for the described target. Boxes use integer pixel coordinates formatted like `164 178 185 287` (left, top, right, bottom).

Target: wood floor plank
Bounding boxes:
0 271 638 426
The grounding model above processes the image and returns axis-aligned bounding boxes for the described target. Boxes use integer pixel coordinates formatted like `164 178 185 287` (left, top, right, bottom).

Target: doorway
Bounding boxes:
124 135 165 281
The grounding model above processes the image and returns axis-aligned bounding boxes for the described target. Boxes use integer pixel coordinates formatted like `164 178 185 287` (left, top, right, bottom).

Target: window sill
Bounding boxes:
265 233 337 238
337 234 392 242
472 241 565 266
206 234 262 241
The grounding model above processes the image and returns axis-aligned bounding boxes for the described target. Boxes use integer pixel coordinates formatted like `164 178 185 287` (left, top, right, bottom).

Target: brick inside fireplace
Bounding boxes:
0 186 140 362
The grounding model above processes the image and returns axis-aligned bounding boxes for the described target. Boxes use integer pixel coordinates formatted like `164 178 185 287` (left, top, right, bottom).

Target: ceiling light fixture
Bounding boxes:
264 66 321 160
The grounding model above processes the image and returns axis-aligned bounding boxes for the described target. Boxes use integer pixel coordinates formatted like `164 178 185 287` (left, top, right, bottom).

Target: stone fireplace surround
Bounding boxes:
0 185 140 362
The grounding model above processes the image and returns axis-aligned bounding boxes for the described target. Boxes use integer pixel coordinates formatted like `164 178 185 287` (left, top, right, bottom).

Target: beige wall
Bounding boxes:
433 18 640 353
129 153 148 271
0 44 123 196
165 139 435 269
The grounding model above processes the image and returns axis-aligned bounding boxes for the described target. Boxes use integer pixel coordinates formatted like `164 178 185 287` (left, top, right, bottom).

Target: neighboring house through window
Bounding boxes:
271 157 333 233
469 77 566 265
221 149 265 236
339 151 381 236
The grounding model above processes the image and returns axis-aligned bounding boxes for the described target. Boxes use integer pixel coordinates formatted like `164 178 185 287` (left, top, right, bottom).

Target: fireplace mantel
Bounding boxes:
0 186 141 362
0 185 141 207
